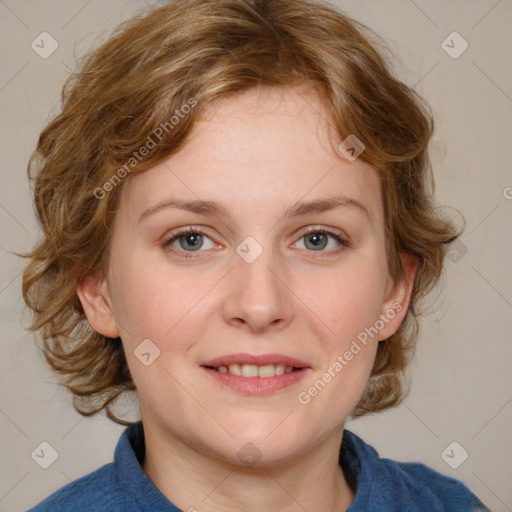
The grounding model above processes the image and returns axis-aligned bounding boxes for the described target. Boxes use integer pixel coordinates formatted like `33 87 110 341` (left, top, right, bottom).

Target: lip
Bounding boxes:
200 353 312 396
200 353 311 368
202 366 311 395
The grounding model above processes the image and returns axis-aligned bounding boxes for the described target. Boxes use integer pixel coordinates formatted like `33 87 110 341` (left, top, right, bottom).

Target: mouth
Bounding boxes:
200 353 311 395
203 363 302 377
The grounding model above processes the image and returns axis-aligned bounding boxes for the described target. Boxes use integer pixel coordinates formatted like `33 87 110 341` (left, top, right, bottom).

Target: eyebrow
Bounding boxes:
137 195 371 224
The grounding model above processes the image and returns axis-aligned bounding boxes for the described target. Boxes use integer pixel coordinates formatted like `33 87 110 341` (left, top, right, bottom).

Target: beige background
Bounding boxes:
1 1 511 511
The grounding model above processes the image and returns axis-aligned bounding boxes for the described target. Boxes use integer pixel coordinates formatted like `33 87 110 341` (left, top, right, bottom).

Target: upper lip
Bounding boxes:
200 353 310 368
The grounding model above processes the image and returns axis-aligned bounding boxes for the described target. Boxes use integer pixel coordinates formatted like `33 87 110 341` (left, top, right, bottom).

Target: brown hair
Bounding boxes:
21 0 461 425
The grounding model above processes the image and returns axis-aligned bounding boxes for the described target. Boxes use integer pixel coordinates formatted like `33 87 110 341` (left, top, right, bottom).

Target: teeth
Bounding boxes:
258 364 276 377
215 363 297 377
228 364 242 376
275 365 285 375
242 364 258 377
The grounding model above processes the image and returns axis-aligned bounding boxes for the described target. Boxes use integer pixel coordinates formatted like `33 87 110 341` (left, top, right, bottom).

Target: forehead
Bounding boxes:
119 86 383 224
191 85 337 160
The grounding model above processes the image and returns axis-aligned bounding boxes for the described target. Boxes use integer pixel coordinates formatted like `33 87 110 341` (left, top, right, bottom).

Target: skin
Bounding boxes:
78 85 417 512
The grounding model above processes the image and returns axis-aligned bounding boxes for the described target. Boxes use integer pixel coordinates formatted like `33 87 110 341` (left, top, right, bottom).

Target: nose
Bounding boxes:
222 244 294 333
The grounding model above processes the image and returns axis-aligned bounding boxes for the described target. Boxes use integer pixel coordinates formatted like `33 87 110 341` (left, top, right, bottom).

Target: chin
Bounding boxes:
208 423 311 467
227 413 301 440
225 438 303 468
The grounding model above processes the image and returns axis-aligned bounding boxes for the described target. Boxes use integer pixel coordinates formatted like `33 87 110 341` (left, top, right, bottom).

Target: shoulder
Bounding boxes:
342 430 490 512
26 463 125 512
381 459 489 511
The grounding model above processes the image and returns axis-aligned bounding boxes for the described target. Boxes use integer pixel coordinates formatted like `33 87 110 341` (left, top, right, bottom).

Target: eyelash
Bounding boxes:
161 225 349 259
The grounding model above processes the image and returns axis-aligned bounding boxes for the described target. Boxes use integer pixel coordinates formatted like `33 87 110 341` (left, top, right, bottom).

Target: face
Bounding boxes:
79 85 415 466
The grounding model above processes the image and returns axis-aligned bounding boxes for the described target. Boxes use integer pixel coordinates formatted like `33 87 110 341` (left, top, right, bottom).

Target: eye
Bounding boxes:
162 227 217 258
162 225 349 260
294 226 349 256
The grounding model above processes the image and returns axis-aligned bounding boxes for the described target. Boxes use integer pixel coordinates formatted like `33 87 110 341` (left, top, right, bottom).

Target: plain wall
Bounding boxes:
1 1 511 511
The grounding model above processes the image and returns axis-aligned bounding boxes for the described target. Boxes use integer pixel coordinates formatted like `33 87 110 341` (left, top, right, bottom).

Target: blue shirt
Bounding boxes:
27 421 489 511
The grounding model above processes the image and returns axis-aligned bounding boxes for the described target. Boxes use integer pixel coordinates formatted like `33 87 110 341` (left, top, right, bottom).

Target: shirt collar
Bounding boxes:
113 421 181 511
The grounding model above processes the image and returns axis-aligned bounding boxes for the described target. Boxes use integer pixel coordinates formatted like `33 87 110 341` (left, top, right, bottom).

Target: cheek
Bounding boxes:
293 252 387 406
296 281 381 419
107 258 203 400
109 250 209 340
303 252 389 346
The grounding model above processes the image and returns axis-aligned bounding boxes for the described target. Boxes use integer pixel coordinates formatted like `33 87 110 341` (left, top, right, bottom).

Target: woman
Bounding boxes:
22 0 489 510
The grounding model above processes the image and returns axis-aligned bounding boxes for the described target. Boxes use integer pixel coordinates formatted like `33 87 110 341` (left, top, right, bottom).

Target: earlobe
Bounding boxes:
77 272 120 338
378 253 418 341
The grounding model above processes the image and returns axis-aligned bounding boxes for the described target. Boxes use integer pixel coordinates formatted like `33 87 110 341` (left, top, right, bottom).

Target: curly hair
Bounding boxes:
21 0 461 425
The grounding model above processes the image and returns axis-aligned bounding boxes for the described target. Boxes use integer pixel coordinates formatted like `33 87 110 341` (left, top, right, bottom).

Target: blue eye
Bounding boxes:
162 227 215 258
296 227 348 254
162 226 349 259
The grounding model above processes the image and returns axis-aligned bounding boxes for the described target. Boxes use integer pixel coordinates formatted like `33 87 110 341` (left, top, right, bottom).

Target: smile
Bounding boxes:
206 363 300 377
200 353 311 395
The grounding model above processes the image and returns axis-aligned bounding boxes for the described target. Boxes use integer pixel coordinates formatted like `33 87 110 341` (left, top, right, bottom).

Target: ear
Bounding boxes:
377 253 418 341
77 272 120 338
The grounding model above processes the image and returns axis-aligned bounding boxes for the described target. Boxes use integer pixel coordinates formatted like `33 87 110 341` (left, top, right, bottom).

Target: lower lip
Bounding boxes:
202 367 310 395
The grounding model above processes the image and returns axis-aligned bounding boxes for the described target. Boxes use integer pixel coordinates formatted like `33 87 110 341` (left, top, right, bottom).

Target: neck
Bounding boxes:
140 416 354 512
